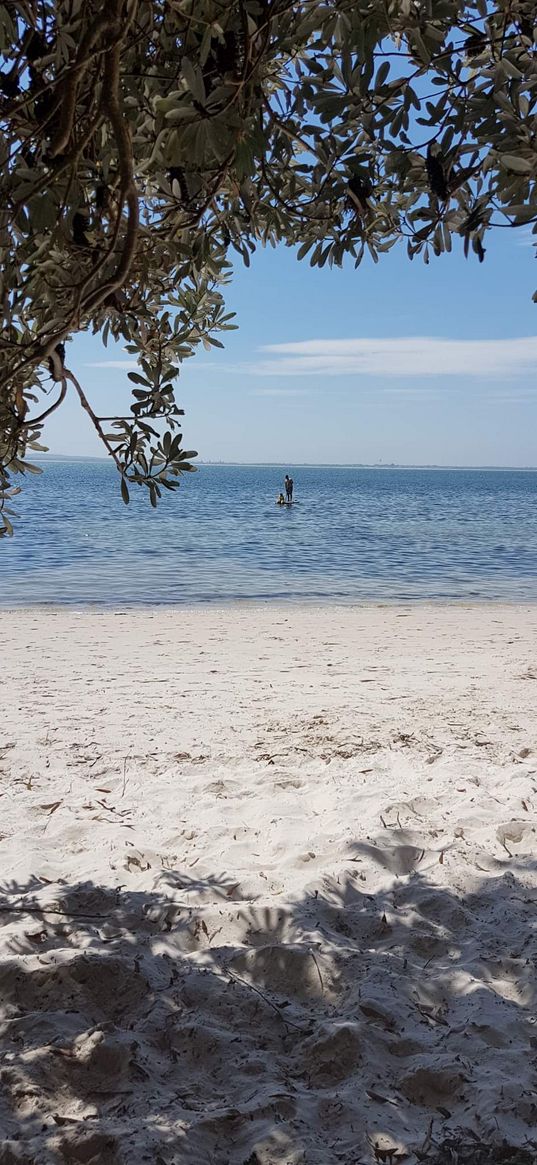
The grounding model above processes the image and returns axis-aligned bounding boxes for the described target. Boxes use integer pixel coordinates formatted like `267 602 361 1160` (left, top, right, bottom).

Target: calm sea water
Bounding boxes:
1 460 537 605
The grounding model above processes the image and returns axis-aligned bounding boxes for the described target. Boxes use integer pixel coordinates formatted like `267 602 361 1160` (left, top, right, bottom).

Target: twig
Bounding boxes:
226 970 308 1031
20 378 67 427
309 947 324 994
64 368 122 469
0 904 110 919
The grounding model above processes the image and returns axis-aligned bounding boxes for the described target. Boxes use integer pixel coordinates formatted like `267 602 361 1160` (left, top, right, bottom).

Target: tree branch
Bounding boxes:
47 10 124 158
81 7 139 314
21 379 67 427
64 368 123 469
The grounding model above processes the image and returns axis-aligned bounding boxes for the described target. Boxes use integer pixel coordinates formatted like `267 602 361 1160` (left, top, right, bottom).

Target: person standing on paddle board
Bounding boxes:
284 474 294 503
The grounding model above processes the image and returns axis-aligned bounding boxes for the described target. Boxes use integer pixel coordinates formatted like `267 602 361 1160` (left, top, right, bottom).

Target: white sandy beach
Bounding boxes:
1 603 537 1164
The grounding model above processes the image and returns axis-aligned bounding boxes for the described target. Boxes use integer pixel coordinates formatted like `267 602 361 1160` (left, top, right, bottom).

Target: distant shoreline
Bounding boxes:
38 455 537 472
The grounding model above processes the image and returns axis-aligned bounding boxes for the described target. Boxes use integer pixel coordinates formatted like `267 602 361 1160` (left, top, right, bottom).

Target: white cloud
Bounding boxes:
86 360 137 369
367 387 443 400
480 392 537 404
87 336 537 385
245 336 537 379
250 387 311 397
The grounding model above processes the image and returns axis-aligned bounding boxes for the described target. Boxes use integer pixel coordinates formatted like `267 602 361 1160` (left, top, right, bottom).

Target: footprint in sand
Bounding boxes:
356 840 429 876
231 943 337 1001
58 1133 121 1164
295 1021 362 1085
399 1059 467 1106
0 1145 35 1165
496 820 536 853
0 953 148 1025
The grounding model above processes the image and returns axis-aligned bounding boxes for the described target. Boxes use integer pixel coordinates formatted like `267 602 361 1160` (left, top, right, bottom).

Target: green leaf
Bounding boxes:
500 155 534 175
182 57 206 105
128 372 151 386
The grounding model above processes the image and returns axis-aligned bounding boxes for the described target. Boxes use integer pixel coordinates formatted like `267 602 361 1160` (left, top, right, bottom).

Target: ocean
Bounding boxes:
1 459 537 605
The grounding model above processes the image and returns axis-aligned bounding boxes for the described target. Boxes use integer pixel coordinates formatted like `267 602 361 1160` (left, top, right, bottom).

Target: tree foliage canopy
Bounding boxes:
1 0 536 533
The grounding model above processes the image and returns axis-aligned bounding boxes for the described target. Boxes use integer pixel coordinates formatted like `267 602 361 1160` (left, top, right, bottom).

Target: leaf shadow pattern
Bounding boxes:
0 848 537 1165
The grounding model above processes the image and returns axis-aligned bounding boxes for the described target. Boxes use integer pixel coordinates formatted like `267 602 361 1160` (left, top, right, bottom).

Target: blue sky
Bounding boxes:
43 225 537 467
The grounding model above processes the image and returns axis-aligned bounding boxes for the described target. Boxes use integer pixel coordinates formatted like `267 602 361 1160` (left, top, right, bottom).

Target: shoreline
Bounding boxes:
38 455 537 470
2 602 537 1161
3 596 537 612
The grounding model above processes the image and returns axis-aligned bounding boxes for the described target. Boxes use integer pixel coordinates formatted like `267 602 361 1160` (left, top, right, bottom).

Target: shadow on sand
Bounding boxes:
0 844 536 1165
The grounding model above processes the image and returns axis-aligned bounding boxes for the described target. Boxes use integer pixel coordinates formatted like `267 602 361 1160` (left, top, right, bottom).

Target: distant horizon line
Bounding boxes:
40 454 537 471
